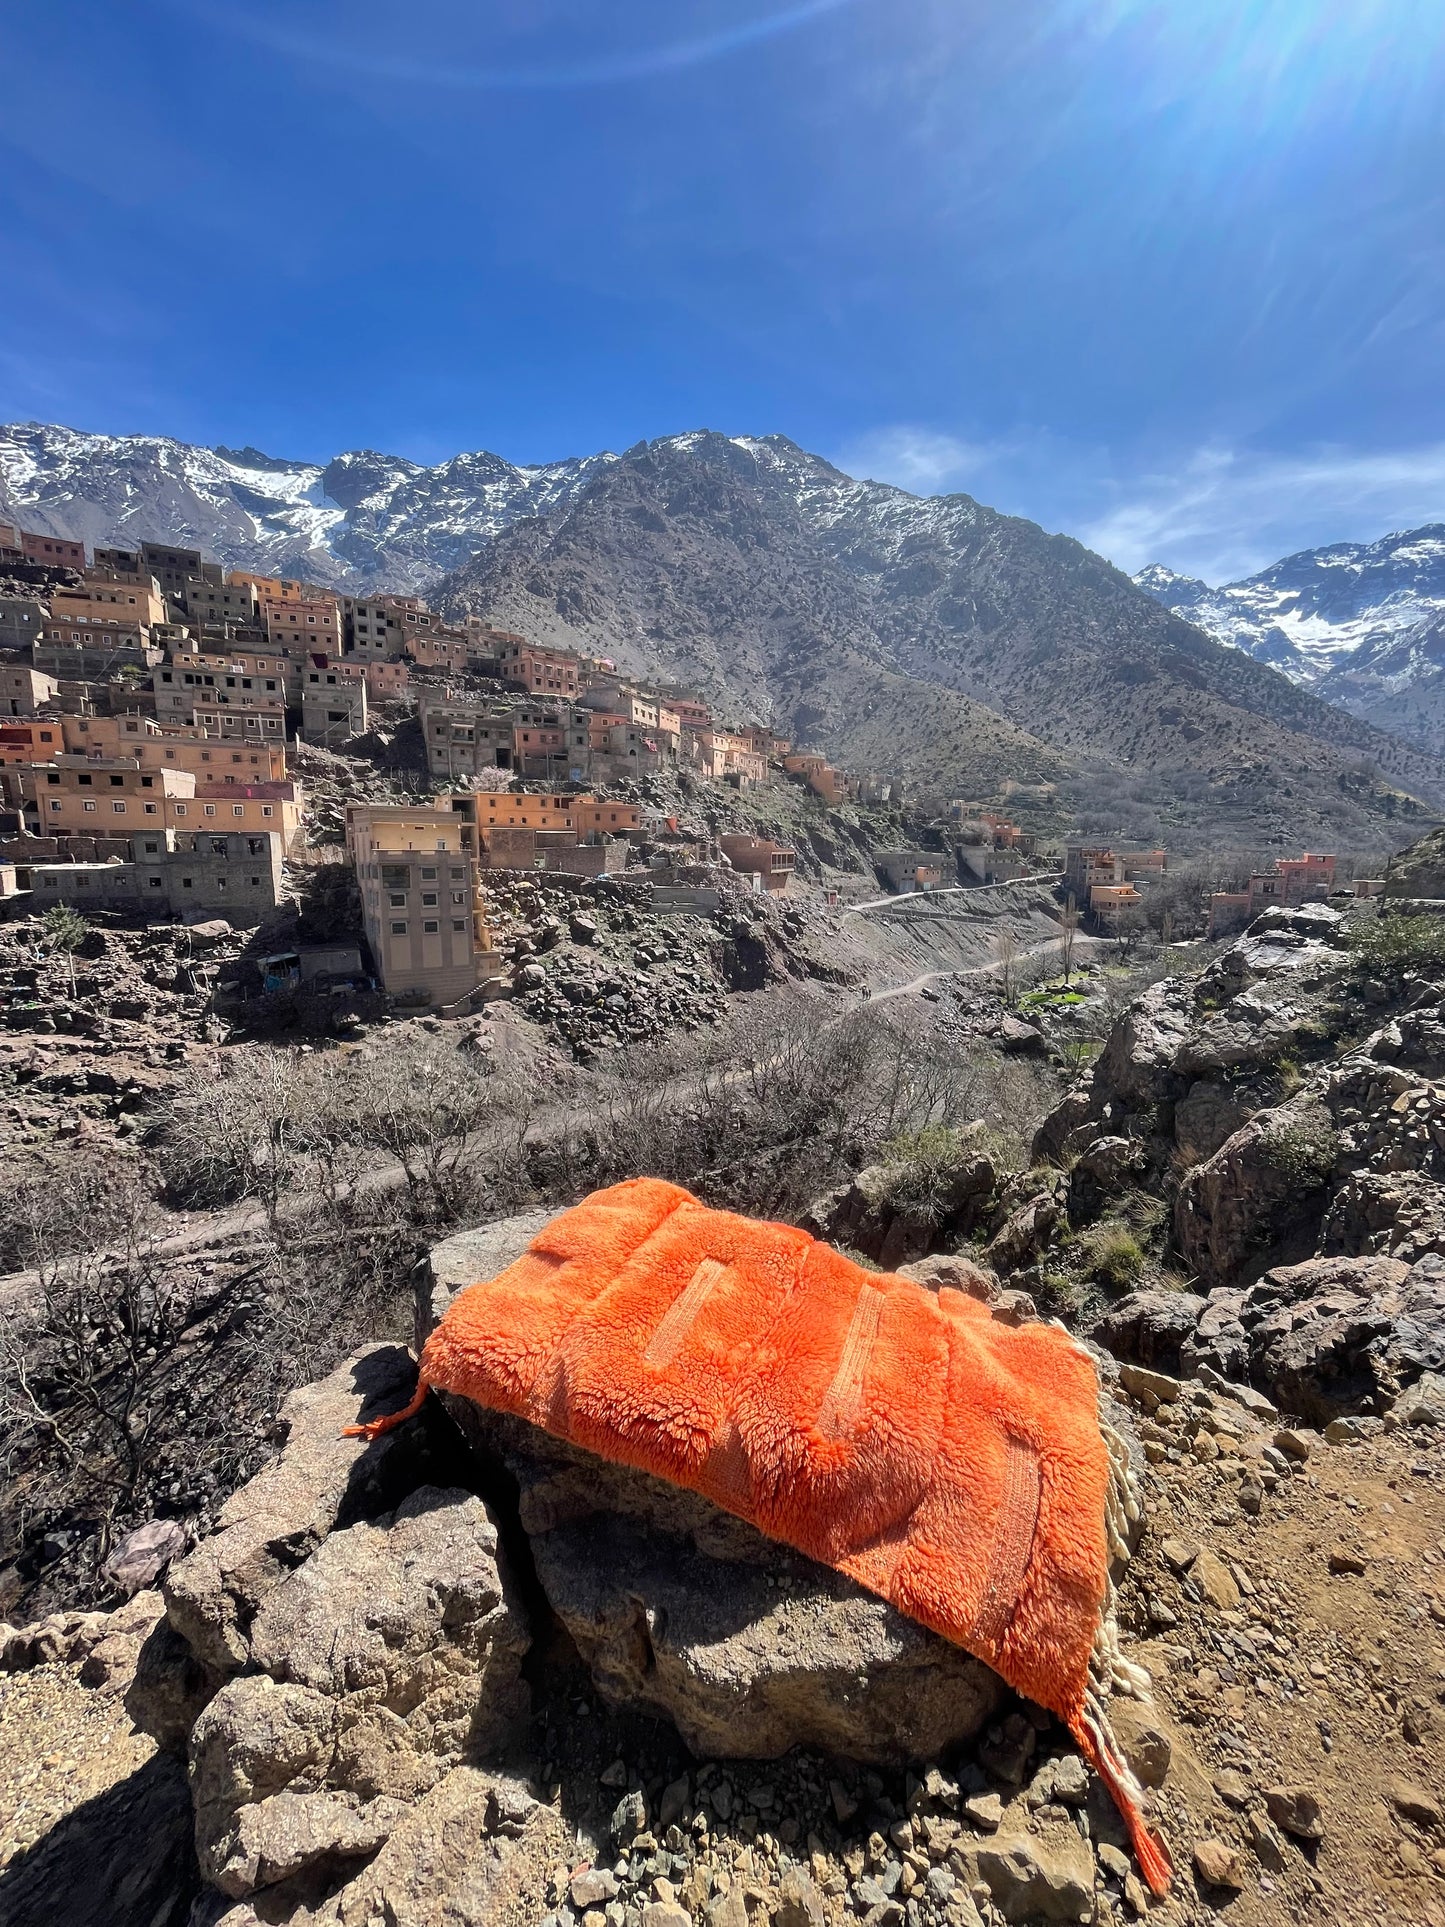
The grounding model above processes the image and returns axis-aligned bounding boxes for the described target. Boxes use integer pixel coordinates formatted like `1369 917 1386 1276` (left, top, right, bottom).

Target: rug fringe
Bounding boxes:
1078 1390 1172 1893
343 1371 431 1440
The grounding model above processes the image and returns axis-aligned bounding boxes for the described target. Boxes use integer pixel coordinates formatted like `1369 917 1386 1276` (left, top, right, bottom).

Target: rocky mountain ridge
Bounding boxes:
8 418 1445 845
436 433 1445 847
0 421 614 593
1136 529 1445 757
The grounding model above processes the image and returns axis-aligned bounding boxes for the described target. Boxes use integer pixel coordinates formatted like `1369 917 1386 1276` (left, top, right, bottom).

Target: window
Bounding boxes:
249 876 261 886
50 799 61 813
182 876 193 889
451 891 465 906
390 920 407 935
204 805 216 816
148 877 162 889
83 800 97 812
262 805 273 818
421 891 437 906
175 804 187 817
421 866 437 880
144 840 159 853
452 919 467 933
423 919 439 933
389 892 405 907
112 800 126 813
78 773 93 786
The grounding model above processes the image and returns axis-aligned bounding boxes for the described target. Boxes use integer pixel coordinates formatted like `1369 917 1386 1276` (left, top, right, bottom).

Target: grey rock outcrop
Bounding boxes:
186 1481 530 1901
803 1148 998 1270
1089 1290 1209 1377
158 1346 447 1680
1175 1095 1340 1290
447 1400 1001 1765
413 1208 557 1351
1182 1252 1445 1421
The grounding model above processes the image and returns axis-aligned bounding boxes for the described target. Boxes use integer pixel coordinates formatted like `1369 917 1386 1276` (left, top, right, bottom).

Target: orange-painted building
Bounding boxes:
18 759 303 847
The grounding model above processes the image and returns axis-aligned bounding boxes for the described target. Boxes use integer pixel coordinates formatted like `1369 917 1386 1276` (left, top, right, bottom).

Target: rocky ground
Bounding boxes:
0 917 240 1180
6 815 1445 1924
0 1258 1439 1927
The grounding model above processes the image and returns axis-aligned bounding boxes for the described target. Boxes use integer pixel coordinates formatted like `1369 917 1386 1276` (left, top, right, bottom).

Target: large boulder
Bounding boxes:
1173 1079 1254 1167
157 1347 452 1681
1175 1096 1340 1290
189 1486 529 1900
1089 1289 1208 1377
1182 1253 1445 1421
1092 980 1191 1112
804 1151 997 1269
1066 1134 1146 1223
413 1208 558 1352
445 1402 1001 1765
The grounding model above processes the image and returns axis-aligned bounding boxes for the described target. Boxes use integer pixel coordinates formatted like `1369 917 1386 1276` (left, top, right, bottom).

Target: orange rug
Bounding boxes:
350 1178 1171 1893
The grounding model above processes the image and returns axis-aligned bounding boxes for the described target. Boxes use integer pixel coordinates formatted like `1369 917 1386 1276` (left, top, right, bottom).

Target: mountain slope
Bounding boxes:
6 417 1444 848
0 421 614 591
437 432 1445 849
1136 528 1445 755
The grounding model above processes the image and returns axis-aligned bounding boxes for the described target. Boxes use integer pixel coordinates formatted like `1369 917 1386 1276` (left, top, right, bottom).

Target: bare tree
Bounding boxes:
0 1159 184 1565
993 925 1020 1004
1058 907 1080 984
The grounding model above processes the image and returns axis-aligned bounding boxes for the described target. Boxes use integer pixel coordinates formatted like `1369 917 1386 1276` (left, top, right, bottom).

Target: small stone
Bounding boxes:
831 1780 860 1824
1274 1428 1313 1462
1323 1416 1379 1444
1246 1809 1289 1874
1264 1784 1324 1842
1387 1781 1442 1828
1193 1839 1245 1889
1192 1549 1242 1612
776 1867 827 1927
963 1794 1003 1832
1108 1703 1173 1790
659 1776 691 1829
1097 1844 1130 1881
979 1711 1036 1783
1118 1364 1182 1406
641 1907 691 1927
1160 1537 1198 1575
706 1890 749 1927
612 1792 649 1843
970 1826 1095 1921
1146 1596 1179 1630
601 1761 629 1788
1049 1755 1089 1805
573 1870 622 1909
1213 1770 1250 1808
1328 1548 1368 1576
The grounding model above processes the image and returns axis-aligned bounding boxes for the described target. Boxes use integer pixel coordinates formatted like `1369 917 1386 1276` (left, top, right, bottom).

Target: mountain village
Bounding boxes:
0 515 1372 1018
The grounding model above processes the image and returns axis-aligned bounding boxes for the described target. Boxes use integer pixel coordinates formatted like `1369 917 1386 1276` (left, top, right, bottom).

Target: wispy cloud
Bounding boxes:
1078 443 1445 582
831 424 1003 493
835 423 1445 584
179 0 863 91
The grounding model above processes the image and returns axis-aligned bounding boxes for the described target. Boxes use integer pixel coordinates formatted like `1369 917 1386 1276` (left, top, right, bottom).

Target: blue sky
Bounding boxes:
3 0 1445 582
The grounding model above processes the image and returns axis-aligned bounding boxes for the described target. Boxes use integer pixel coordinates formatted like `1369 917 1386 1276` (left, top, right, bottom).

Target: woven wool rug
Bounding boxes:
351 1177 1172 1892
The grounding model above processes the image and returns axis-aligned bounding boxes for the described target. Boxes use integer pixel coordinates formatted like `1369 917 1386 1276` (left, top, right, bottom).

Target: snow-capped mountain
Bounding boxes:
4 417 1444 840
1135 529 1445 752
0 422 616 592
